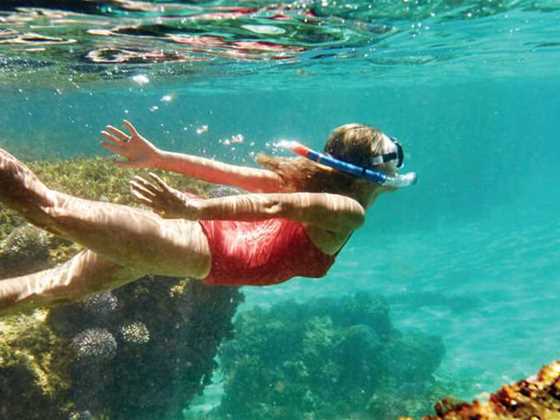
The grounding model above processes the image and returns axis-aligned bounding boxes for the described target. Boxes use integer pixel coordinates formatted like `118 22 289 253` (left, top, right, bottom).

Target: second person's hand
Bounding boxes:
101 120 161 168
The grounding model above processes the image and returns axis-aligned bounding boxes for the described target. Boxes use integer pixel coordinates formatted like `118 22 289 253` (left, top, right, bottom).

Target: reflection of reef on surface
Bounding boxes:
0 157 243 419
198 292 458 419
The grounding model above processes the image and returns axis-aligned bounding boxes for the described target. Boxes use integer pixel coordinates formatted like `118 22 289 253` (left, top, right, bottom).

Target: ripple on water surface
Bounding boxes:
0 0 559 88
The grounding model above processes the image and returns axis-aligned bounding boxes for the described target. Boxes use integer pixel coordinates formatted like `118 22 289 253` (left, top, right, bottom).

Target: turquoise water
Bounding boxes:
1 1 560 418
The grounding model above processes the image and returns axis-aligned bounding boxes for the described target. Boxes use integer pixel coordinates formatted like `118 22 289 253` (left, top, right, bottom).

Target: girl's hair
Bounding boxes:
256 124 390 205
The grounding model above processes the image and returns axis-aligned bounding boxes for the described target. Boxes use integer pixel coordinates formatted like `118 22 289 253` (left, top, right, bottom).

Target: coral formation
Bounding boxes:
0 261 243 420
415 361 560 420
0 157 243 419
0 224 50 278
119 320 150 344
203 292 452 419
71 328 118 363
82 291 119 318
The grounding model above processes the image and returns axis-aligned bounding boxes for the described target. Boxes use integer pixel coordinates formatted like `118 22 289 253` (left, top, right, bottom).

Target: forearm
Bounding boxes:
154 151 235 183
154 151 282 192
195 193 365 231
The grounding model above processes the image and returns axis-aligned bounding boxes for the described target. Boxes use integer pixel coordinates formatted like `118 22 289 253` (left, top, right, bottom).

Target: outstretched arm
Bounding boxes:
101 120 285 193
130 174 365 233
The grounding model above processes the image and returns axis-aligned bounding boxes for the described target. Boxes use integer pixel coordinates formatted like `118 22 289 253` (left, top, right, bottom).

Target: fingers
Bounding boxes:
130 179 157 199
104 125 130 142
101 130 126 146
130 181 168 217
100 141 126 155
147 172 170 192
131 175 162 195
123 120 140 138
130 188 153 206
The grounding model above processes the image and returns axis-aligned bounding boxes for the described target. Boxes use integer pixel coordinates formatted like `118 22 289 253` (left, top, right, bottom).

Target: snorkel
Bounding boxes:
278 140 417 189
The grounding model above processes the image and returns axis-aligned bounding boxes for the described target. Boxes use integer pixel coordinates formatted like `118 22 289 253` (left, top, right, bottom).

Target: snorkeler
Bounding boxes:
0 121 415 314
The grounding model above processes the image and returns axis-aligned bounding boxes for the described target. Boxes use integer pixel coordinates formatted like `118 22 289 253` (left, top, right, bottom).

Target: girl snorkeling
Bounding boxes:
0 121 414 315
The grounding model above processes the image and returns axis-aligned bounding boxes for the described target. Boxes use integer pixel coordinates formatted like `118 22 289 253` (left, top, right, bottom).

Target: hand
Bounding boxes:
129 173 202 219
101 120 161 168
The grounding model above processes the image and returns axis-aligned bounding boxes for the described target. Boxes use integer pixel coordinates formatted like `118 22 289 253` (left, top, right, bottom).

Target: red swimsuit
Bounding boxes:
199 218 336 286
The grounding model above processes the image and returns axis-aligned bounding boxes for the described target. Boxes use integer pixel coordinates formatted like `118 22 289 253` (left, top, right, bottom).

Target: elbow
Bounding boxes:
262 199 285 216
348 210 366 230
320 208 365 232
339 201 366 230
355 212 366 229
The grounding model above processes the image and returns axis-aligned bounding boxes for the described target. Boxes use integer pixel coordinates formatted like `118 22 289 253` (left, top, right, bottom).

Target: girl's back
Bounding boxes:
200 218 335 286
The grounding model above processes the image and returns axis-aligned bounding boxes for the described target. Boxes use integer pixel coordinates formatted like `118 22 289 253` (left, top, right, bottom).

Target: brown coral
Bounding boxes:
408 361 560 420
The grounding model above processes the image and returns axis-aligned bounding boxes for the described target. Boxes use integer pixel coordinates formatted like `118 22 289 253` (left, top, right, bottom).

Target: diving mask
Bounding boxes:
369 136 404 169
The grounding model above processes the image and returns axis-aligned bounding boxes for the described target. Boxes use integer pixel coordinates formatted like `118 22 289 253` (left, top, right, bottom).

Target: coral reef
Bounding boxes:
60 276 242 420
202 292 452 420
416 361 560 420
0 157 243 419
0 263 243 420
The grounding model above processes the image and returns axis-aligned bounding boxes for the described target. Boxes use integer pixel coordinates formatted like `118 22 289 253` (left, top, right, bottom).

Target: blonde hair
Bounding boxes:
256 124 391 205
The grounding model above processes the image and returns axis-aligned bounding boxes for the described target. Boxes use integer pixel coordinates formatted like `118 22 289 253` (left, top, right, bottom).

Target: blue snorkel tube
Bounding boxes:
277 140 417 188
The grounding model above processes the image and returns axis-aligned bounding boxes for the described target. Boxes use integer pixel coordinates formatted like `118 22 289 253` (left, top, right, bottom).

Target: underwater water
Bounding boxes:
1 0 560 419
